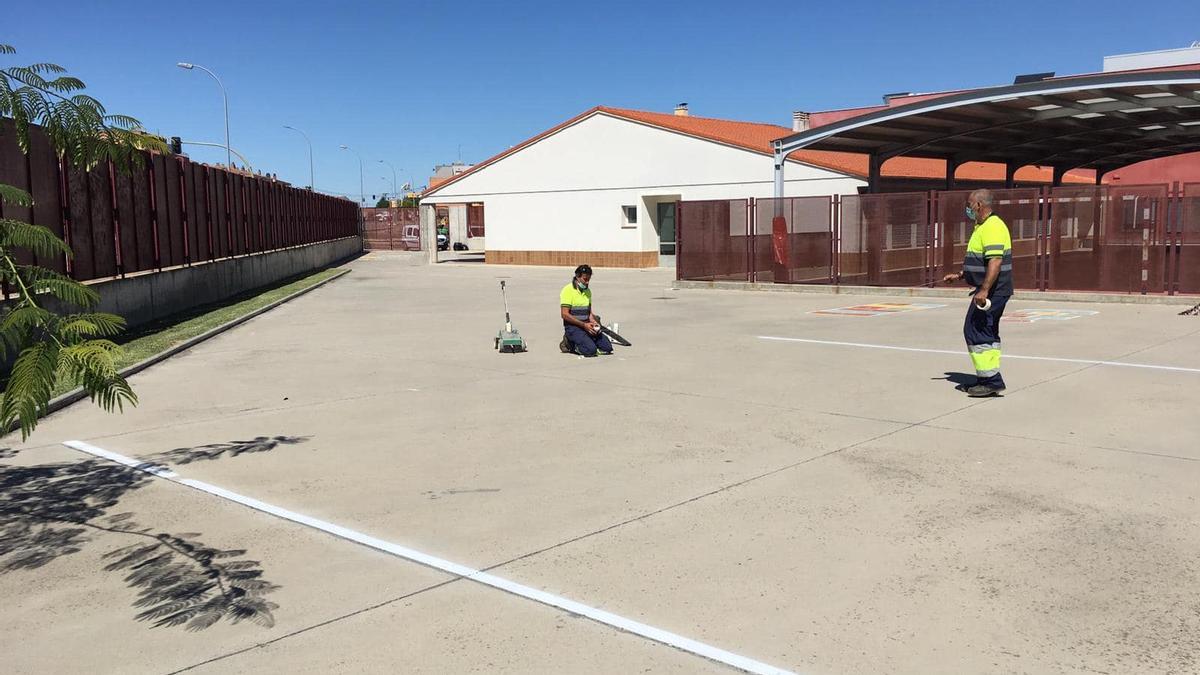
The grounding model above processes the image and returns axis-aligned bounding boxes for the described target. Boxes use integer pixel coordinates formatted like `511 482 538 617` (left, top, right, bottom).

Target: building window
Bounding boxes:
622 205 638 225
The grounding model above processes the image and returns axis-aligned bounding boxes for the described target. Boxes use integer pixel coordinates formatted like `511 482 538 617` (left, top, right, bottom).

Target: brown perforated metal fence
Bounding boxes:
752 197 835 284
679 183 1197 295
936 188 1041 290
0 120 359 284
1179 183 1200 295
361 207 421 250
676 199 751 282
840 192 932 287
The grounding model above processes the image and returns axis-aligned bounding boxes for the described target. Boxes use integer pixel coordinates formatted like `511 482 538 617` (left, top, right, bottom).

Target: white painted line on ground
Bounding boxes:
67 440 179 477
62 440 796 675
756 336 1200 374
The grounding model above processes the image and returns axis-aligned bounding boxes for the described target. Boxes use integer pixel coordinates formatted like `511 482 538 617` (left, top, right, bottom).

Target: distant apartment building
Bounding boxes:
428 162 475 190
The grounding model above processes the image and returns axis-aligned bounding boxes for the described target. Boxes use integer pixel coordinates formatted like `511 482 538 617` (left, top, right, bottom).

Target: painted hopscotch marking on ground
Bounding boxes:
756 336 1200 374
1003 309 1100 323
810 302 946 317
62 440 797 675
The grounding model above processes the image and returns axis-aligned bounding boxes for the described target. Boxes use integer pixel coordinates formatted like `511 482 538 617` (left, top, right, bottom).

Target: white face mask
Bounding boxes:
576 281 588 290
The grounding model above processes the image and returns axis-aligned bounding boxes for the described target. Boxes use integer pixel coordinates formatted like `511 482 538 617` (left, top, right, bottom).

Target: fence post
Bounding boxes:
925 190 935 287
176 159 188 266
747 198 755 283
1167 181 1181 295
203 166 213 262
674 200 682 282
57 155 74 277
1094 185 1108 293
1038 187 1047 291
257 179 266 253
832 194 841 285
242 178 250 254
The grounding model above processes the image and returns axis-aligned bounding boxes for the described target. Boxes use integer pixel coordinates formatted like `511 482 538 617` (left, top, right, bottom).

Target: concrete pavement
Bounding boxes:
3 253 1199 673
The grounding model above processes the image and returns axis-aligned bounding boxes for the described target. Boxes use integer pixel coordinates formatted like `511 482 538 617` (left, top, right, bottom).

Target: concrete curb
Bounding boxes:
42 267 352 419
672 279 1200 306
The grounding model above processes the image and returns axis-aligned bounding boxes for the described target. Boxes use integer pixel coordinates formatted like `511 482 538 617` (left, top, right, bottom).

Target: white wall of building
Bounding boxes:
424 112 864 253
1104 46 1200 72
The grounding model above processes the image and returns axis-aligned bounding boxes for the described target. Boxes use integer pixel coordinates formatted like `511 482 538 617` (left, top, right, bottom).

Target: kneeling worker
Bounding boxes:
559 264 612 357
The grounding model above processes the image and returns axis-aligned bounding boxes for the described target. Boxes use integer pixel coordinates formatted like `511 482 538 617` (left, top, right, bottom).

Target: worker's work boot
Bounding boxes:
966 383 1005 398
559 335 573 353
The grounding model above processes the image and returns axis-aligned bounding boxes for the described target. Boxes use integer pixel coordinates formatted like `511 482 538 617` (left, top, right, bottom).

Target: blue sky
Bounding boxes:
8 0 1200 202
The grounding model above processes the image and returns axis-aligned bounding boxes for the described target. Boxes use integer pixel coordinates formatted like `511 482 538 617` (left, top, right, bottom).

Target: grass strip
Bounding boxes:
49 267 343 399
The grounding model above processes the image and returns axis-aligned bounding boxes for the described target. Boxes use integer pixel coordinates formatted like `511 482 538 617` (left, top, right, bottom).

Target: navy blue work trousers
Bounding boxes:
565 324 612 356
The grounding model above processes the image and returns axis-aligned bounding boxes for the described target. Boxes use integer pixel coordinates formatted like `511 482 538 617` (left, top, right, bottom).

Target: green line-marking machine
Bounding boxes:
495 280 527 353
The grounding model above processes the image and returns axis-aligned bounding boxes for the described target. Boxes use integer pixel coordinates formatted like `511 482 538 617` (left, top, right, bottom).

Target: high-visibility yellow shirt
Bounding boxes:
560 283 592 324
964 214 1013 296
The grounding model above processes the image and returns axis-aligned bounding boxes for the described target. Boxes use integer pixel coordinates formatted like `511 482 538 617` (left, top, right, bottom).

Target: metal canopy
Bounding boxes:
771 69 1200 194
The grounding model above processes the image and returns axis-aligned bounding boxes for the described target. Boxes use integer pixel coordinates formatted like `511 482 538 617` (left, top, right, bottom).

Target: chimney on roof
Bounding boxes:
674 102 689 116
792 111 810 132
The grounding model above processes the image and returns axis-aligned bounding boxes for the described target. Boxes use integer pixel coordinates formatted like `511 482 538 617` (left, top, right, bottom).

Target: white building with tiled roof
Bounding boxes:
420 105 866 268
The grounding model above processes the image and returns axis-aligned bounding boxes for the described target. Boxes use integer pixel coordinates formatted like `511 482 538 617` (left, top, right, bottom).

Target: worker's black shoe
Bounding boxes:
966 383 1005 398
559 335 573 353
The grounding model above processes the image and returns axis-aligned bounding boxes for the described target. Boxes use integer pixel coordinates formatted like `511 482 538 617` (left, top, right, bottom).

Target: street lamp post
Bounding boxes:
378 159 398 197
340 145 365 206
180 141 254 172
283 125 314 190
176 62 230 168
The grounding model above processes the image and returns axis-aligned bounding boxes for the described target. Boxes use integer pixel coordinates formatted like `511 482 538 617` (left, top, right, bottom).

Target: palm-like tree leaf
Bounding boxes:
0 50 146 438
17 265 97 306
0 304 53 345
59 312 125 339
104 114 140 130
8 66 49 90
46 76 84 93
0 184 33 207
3 222 72 258
26 62 67 75
68 94 106 116
1 340 60 439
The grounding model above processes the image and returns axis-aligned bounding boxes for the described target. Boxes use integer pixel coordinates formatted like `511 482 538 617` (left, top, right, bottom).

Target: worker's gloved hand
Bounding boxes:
586 322 600 335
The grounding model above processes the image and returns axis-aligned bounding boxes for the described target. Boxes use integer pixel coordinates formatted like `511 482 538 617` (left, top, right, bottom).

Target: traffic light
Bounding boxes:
169 136 182 154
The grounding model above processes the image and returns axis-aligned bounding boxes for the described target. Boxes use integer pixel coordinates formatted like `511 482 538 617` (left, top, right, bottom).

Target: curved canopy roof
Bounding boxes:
773 69 1200 176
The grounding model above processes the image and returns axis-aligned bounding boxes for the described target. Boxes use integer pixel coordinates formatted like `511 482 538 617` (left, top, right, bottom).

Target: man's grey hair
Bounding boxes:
968 188 994 207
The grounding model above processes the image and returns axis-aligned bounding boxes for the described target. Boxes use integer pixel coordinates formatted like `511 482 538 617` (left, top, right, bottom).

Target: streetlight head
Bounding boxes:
283 124 294 130
176 62 195 70
339 145 349 150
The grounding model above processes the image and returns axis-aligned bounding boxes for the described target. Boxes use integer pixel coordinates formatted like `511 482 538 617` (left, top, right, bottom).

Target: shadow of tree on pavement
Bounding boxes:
151 435 310 465
0 455 279 631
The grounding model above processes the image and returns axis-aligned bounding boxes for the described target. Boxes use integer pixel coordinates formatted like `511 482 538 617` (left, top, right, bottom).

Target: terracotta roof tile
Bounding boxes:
596 107 1092 184
423 106 1092 196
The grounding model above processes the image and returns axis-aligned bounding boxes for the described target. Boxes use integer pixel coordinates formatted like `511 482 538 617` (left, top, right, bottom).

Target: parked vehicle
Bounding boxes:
401 224 421 250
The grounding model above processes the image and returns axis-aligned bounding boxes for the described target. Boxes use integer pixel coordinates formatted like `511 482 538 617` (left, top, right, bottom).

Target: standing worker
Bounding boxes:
943 189 1013 397
559 264 613 357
